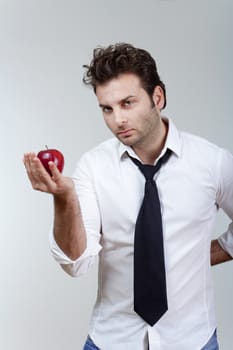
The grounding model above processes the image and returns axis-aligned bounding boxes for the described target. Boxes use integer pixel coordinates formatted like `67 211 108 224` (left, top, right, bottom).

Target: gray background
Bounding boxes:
0 0 233 349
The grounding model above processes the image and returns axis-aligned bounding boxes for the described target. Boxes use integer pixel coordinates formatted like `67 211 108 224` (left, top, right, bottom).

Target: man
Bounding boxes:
24 43 233 350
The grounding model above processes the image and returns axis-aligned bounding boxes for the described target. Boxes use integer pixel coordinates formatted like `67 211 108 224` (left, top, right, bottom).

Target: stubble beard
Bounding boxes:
116 131 141 147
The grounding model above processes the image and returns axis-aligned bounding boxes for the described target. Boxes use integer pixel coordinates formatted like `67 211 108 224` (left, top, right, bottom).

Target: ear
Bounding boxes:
152 86 165 111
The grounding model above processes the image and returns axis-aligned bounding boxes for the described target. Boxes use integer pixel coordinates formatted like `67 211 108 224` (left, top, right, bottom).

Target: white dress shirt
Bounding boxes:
50 118 233 350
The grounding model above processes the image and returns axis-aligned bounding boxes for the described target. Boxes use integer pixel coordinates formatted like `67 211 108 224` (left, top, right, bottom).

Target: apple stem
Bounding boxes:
45 145 48 149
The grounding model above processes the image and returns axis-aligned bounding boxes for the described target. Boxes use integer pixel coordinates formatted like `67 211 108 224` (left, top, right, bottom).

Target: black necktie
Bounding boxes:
130 149 171 326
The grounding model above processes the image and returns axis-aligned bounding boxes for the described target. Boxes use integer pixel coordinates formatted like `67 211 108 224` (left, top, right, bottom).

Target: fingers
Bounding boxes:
24 153 45 179
23 152 55 192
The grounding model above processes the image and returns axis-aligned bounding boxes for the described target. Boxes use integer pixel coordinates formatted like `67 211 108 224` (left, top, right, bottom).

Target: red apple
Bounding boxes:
37 146 64 176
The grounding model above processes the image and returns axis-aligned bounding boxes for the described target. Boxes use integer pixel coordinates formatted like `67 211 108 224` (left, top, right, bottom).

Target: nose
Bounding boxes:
114 108 128 127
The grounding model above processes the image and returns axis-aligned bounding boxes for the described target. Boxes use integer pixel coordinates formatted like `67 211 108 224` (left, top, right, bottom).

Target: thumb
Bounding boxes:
48 161 62 181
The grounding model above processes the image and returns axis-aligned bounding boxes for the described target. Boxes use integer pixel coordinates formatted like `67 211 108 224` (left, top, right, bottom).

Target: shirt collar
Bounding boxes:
117 116 182 160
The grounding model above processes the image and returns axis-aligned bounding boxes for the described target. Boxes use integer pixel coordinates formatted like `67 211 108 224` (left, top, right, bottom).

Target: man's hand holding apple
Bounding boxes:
23 151 74 199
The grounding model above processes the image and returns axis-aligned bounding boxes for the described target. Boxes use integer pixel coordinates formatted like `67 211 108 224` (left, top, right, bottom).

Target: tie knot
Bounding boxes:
138 164 157 180
129 149 172 181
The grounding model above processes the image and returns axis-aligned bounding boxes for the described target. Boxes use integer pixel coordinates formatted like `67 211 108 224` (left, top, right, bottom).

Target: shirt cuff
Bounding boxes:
49 228 102 276
218 222 233 258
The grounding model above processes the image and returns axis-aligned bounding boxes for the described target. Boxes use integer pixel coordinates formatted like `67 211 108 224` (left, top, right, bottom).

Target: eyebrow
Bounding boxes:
99 95 136 108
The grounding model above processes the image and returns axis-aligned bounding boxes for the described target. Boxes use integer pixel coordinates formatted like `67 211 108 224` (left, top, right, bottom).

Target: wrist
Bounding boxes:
53 184 77 205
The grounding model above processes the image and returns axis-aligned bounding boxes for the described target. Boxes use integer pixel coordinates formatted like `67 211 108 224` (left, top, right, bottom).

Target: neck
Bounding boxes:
132 119 168 165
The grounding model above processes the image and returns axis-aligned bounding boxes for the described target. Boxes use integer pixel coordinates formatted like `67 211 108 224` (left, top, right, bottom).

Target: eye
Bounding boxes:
102 106 112 114
122 99 134 107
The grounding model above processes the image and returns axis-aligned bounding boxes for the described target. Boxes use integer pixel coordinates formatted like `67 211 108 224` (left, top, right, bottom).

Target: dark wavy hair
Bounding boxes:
83 43 167 109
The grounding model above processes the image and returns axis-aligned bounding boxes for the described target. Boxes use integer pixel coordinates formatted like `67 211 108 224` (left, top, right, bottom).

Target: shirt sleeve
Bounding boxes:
216 148 233 257
49 152 102 277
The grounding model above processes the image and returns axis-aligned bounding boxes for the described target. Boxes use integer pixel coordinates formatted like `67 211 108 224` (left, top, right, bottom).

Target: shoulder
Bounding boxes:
179 131 233 181
75 138 120 172
84 137 119 160
180 130 223 158
180 130 219 150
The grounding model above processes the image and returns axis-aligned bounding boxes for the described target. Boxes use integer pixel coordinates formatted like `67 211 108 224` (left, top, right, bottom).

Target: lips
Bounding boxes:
117 129 134 136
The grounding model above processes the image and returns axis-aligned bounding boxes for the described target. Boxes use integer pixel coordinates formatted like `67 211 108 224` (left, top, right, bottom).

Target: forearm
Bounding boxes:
53 190 87 260
24 152 88 261
211 239 233 266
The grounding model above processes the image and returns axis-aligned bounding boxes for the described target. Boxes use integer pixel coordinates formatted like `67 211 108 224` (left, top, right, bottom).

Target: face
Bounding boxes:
96 73 165 149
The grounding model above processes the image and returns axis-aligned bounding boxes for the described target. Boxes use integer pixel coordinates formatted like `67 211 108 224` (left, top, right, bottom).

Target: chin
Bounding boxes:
121 140 133 146
116 132 140 146
119 137 135 147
